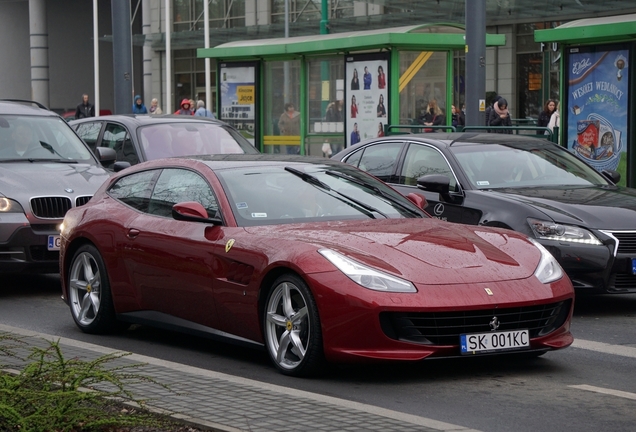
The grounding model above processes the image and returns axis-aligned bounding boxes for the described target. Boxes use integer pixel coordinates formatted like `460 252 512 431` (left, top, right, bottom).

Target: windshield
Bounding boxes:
138 122 258 160
0 115 94 162
215 163 427 226
451 142 611 189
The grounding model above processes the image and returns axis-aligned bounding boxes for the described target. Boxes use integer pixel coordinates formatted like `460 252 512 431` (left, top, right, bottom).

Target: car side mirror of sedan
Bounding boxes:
601 169 620 185
95 146 117 165
113 161 132 172
172 201 222 225
416 174 450 195
406 193 427 210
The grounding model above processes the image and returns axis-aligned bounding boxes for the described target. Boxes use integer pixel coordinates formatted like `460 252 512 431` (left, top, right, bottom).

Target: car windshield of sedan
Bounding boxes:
138 122 258 160
0 115 94 162
215 164 427 226
451 143 611 189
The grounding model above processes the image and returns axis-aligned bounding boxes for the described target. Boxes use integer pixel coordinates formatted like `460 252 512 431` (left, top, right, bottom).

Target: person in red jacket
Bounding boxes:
174 98 193 115
377 65 386 89
350 95 358 118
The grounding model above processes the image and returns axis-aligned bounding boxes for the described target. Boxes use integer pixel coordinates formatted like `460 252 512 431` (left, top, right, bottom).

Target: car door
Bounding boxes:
101 122 140 165
74 121 103 156
394 142 482 224
343 140 404 183
123 168 221 329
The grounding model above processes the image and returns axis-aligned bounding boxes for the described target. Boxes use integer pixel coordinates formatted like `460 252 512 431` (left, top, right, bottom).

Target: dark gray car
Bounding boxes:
0 100 114 273
70 114 259 171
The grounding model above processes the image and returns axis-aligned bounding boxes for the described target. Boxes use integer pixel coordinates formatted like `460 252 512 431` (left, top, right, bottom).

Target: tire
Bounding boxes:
263 273 325 377
67 244 128 334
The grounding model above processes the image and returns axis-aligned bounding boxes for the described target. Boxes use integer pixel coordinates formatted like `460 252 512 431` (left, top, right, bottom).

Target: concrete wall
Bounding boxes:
0 1 32 100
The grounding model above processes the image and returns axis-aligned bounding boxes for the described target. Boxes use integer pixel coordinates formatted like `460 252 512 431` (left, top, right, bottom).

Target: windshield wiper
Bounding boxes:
325 170 422 217
39 141 77 162
284 166 386 218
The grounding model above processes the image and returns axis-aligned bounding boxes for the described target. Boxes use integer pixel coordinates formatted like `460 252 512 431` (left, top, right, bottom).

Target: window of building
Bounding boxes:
173 49 217 114
173 0 245 32
263 59 301 154
271 0 354 24
398 51 448 126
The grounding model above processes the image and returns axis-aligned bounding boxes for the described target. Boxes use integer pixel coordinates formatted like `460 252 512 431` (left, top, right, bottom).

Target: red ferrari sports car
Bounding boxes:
60 155 574 376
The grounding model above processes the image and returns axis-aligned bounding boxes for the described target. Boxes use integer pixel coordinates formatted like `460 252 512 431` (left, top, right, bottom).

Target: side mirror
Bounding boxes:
601 169 620 184
113 161 132 172
95 146 116 164
416 174 450 195
172 201 222 225
406 193 427 210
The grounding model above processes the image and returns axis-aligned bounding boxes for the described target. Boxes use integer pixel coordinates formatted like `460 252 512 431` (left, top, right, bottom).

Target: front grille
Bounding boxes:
380 300 571 346
609 274 636 292
76 196 92 207
607 231 636 254
31 197 72 219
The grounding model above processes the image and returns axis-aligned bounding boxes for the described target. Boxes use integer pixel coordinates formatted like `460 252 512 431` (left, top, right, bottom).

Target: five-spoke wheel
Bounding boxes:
264 274 324 376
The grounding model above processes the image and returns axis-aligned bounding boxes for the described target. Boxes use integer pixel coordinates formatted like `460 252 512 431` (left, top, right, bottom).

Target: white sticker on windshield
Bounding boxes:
251 213 267 218
236 202 248 209
476 181 490 186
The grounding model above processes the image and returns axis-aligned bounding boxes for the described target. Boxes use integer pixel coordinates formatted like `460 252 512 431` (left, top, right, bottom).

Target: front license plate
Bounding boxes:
460 329 530 354
632 258 636 275
47 235 61 251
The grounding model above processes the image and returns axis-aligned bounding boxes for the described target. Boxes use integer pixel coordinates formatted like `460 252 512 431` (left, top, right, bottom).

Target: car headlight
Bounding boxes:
0 197 24 213
318 249 417 293
527 238 564 284
528 218 602 245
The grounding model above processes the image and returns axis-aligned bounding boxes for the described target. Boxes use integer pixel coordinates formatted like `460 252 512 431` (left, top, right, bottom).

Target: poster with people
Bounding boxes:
566 45 629 179
219 63 257 145
345 55 389 147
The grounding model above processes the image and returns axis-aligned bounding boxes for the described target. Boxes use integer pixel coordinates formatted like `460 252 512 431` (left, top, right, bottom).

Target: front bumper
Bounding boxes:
0 223 61 274
305 271 574 363
541 234 636 294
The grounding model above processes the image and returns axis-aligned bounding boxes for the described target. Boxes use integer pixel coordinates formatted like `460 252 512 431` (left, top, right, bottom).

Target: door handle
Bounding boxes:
127 228 140 239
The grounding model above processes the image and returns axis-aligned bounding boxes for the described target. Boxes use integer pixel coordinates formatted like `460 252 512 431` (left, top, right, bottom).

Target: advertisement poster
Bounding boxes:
345 55 389 147
566 46 629 177
219 64 256 146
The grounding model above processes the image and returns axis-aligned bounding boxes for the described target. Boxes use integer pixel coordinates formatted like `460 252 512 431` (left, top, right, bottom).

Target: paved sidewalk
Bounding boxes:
0 324 479 432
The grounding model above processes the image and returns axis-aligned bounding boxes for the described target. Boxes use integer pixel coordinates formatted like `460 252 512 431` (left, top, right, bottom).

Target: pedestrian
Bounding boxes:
149 98 163 115
132 95 148 114
189 99 196 114
325 99 343 122
537 99 556 134
484 95 501 126
278 102 300 154
487 97 513 133
174 99 193 115
547 101 560 142
419 99 444 132
74 94 95 119
194 100 215 118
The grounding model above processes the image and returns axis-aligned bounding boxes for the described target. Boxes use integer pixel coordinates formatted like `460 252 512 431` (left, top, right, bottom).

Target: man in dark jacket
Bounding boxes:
484 95 501 127
74 94 94 119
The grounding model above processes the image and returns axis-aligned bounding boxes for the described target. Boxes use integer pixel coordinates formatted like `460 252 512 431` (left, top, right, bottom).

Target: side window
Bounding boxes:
400 143 457 191
148 169 219 219
356 142 402 182
108 170 159 212
104 123 139 165
343 149 362 168
75 122 102 152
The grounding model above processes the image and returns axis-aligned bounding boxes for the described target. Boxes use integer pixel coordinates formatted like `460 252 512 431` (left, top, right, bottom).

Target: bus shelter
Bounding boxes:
535 15 636 187
198 24 505 156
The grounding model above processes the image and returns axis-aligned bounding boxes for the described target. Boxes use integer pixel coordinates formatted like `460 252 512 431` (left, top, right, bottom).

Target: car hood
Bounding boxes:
490 185 636 229
245 219 541 285
0 162 111 198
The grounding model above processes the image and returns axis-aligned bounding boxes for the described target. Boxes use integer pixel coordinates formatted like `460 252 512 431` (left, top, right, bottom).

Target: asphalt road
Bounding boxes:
2 273 636 432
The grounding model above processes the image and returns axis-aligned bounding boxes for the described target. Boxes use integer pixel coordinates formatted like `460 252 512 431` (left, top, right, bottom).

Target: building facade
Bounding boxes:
1 0 634 120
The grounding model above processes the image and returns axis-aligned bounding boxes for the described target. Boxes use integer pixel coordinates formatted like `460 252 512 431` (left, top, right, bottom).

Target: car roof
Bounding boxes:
0 100 62 117
69 114 226 127
348 132 557 151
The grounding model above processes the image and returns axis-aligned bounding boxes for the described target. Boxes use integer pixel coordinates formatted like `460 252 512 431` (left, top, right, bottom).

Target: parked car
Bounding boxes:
333 132 634 295
60 154 574 376
0 99 115 274
61 109 112 122
70 114 258 170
